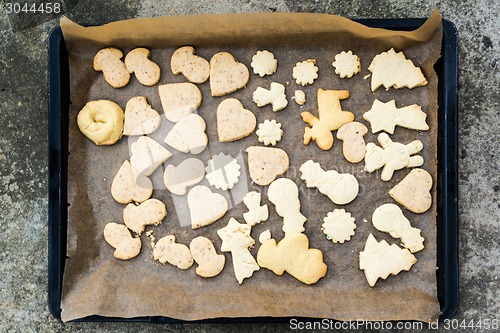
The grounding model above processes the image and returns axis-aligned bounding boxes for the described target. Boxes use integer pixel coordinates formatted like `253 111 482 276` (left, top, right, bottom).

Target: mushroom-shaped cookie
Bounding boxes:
189 236 225 278
125 48 161 86
93 47 130 88
171 46 210 84
103 223 141 260
336 122 368 163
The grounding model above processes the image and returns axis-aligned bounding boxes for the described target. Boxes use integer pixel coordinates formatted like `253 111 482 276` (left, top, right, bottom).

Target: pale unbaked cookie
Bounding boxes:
210 52 249 97
322 209 356 243
158 82 202 123
242 191 269 226
294 90 306 105
256 119 283 146
336 122 368 163
252 82 288 112
359 233 417 287
111 160 153 204
77 100 124 145
257 233 327 285
164 114 208 155
187 185 228 229
245 146 289 186
123 96 161 136
364 133 424 181
363 99 429 134
153 235 193 270
331 50 361 78
268 178 307 235
205 152 241 191
300 160 359 205
93 47 130 88
189 236 225 278
103 222 141 260
372 203 424 253
217 218 260 284
258 230 272 244
301 89 354 150
250 50 277 77
171 46 210 84
125 48 161 86
216 98 256 142
130 136 172 177
292 59 318 86
368 48 428 92
389 168 433 214
163 158 205 196
123 198 167 235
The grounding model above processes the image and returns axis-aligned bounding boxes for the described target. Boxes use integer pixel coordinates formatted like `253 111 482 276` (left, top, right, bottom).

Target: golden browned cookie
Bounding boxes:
301 89 354 150
257 233 327 285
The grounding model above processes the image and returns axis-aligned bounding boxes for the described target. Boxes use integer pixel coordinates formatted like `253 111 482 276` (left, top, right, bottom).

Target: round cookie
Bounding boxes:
77 100 124 145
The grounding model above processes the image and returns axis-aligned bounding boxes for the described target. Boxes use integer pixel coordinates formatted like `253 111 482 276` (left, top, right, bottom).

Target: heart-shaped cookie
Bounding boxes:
163 158 205 195
217 98 256 142
246 146 289 186
164 114 208 155
111 160 153 204
188 185 228 229
210 52 249 97
389 168 432 214
123 96 161 136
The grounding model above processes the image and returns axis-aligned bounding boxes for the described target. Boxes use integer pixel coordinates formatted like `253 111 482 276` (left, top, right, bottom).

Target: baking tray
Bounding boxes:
47 18 458 323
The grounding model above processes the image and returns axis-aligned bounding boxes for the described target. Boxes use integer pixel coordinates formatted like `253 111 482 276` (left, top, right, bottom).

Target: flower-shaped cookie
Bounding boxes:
256 119 283 146
332 51 361 78
292 60 318 86
321 209 356 243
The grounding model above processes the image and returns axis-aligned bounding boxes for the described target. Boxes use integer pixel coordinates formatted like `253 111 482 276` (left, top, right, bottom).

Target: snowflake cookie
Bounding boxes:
321 209 356 243
331 51 361 78
256 119 283 146
292 59 318 86
251 50 278 77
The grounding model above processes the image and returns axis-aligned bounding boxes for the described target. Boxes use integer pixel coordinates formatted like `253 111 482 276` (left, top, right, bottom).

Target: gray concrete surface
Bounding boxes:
0 0 498 332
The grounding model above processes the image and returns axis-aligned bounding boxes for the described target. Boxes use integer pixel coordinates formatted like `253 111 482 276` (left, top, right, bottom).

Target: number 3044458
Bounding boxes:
5 3 61 14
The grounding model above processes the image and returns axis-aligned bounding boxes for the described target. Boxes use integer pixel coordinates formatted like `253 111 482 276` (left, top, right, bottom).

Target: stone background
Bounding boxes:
0 0 498 332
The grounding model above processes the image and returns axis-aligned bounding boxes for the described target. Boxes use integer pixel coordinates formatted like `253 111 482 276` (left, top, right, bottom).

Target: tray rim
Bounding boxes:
47 17 459 323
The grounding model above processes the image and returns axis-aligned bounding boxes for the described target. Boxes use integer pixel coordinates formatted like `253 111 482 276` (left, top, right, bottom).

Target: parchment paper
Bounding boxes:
60 10 443 322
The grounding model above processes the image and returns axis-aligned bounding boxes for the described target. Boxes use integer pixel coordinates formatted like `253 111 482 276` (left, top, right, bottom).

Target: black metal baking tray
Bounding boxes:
48 18 458 322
